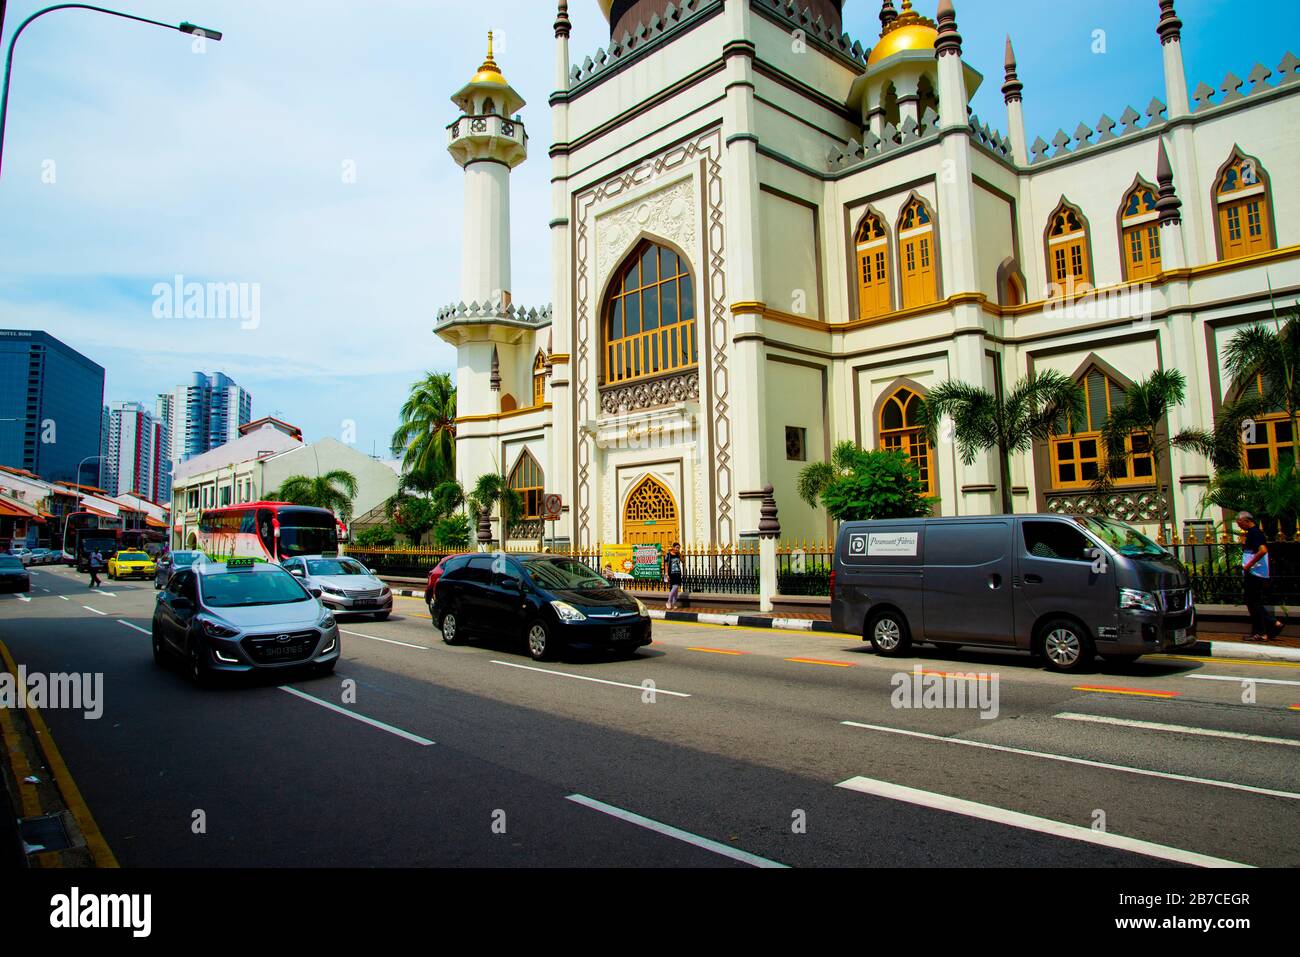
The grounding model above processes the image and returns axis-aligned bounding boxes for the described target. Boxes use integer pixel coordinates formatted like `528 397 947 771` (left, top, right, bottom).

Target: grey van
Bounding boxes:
831 514 1196 672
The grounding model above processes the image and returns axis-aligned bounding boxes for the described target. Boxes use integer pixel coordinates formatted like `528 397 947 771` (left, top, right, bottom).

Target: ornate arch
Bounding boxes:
507 448 544 526
853 206 893 320
995 256 1027 307
1043 197 1094 291
1118 176 1162 282
621 474 680 551
599 237 698 389
871 376 939 501
1211 146 1276 261
894 193 940 309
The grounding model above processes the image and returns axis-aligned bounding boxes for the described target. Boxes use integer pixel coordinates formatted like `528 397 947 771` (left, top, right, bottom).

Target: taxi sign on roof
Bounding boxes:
226 558 256 570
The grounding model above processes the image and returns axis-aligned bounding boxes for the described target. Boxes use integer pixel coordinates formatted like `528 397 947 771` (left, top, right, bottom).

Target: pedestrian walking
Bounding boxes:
1237 512 1283 642
88 549 104 589
664 542 684 610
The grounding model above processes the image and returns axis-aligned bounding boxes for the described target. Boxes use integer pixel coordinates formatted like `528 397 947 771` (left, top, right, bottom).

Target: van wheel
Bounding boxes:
1040 619 1095 673
868 610 912 657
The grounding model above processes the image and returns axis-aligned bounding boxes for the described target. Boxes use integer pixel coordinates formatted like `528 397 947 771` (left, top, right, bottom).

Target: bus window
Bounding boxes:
257 509 276 558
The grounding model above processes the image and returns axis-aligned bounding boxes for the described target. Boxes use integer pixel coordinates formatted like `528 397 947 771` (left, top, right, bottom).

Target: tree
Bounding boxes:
434 513 471 549
468 472 522 544
1220 306 1300 463
918 371 1083 514
1202 469 1300 533
387 495 438 545
390 372 457 488
272 470 359 523
798 442 934 522
354 524 396 548
1095 369 1216 541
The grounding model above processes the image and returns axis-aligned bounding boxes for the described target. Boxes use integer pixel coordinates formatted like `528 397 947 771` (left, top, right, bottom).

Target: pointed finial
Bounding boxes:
1002 34 1023 103
1157 1 1182 45
555 1 571 39
1155 138 1182 225
880 0 898 32
935 0 962 58
490 346 501 392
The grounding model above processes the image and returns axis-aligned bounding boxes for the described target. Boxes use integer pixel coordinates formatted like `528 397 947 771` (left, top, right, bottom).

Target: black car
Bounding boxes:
0 555 30 593
433 553 652 661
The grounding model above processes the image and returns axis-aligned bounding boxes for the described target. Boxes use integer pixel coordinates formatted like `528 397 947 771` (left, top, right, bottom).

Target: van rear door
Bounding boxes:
922 521 1015 646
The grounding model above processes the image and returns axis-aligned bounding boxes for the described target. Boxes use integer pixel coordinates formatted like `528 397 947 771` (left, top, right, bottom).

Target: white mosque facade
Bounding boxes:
436 0 1300 550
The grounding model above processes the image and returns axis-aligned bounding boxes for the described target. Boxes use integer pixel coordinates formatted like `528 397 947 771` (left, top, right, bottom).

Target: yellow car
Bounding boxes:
108 550 157 581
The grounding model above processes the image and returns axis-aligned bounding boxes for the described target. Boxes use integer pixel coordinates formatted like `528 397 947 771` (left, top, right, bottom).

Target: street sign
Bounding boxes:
542 493 563 522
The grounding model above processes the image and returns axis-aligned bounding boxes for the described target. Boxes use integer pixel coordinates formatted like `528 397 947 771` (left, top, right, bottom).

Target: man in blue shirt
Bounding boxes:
1237 512 1283 641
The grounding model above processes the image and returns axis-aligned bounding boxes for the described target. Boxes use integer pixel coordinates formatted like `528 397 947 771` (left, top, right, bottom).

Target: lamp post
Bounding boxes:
75 454 101 505
0 4 223 179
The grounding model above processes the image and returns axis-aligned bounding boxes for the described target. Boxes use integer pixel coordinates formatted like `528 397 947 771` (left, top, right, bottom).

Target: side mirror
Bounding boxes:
310 587 323 599
290 568 305 577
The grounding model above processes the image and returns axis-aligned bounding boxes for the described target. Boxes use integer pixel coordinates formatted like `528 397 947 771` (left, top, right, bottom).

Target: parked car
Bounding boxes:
0 555 30 592
26 548 50 565
152 558 340 685
281 555 392 620
433 553 651 661
424 553 470 616
830 514 1196 673
154 550 208 590
108 550 157 581
8 546 34 566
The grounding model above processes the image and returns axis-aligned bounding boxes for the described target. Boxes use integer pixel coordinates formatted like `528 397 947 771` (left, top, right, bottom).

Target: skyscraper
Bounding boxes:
0 330 106 485
158 372 253 465
104 401 165 501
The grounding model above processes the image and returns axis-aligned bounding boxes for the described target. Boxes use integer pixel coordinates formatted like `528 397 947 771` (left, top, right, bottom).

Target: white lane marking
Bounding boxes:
98 591 116 598
841 721 1300 802
58 595 69 602
15 594 30 603
490 659 691 697
1186 673 1300 687
82 606 107 616
340 629 429 650
117 620 150 635
565 794 786 868
278 686 434 746
40 588 50 593
1056 712 1300 748
835 776 1252 868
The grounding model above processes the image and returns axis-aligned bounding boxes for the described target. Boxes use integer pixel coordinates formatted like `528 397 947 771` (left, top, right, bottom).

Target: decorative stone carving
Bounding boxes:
599 370 700 415
1046 491 1168 524
595 178 696 284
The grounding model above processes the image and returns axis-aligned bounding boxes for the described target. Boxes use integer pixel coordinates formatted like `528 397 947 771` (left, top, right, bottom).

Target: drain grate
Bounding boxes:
19 813 73 853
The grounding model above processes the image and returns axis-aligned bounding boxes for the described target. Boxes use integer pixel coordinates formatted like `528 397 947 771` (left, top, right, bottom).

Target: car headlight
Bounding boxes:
1119 588 1159 612
319 610 337 629
198 616 240 639
634 597 649 617
551 600 587 623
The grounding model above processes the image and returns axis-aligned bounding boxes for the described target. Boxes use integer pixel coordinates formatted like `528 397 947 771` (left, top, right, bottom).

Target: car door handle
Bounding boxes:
1025 574 1043 584
988 573 1002 589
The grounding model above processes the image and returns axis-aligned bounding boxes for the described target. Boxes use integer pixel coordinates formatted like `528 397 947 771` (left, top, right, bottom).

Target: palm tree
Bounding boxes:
390 372 457 487
1218 305 1300 471
467 473 522 545
797 441 859 510
918 371 1083 514
272 470 359 524
1095 369 1217 541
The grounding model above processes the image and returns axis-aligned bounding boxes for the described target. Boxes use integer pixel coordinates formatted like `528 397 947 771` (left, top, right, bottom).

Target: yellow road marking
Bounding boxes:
1073 685 1181 699
657 618 854 639
0 692 42 819
1151 653 1300 669
687 647 748 656
785 657 856 668
0 638 118 868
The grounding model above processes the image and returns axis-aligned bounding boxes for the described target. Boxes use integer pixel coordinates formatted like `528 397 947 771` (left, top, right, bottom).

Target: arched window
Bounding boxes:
1215 152 1273 261
878 386 935 496
532 351 547 407
1046 200 1091 291
1239 374 1294 475
483 97 497 115
603 240 696 387
897 197 937 309
623 476 679 551
1120 180 1162 282
1049 367 1153 489
508 450 544 521
854 211 891 320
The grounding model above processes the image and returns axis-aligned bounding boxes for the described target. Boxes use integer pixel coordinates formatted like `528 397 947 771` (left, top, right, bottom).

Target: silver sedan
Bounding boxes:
281 555 393 620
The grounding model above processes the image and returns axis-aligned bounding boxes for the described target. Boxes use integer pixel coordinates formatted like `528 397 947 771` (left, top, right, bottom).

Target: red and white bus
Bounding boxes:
196 502 343 564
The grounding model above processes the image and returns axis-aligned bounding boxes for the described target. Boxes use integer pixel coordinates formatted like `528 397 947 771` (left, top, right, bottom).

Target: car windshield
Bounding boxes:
279 526 338 558
0 557 22 570
1072 517 1168 558
307 559 367 576
200 569 310 608
171 552 201 566
118 552 149 562
522 558 610 590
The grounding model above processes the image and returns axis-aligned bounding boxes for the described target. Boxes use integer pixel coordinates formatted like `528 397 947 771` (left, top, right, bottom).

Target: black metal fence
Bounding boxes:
1164 540 1300 606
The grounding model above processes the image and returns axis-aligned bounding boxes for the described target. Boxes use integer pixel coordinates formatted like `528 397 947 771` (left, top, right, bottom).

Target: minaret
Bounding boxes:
1002 36 1028 165
879 0 898 31
1157 0 1190 118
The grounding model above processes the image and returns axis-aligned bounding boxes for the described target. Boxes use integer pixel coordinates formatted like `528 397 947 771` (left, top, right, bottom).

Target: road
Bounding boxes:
2 564 1298 868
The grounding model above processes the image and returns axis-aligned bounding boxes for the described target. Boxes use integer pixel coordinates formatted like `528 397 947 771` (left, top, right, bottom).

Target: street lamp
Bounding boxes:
0 3 223 179
75 454 101 506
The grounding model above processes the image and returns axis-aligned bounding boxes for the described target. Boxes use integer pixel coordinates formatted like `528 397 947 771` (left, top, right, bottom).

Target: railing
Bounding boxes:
603 323 697 386
1160 537 1300 607
345 542 837 598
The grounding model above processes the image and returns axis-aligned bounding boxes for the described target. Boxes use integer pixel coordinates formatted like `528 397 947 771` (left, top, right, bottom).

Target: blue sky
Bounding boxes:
0 0 1294 456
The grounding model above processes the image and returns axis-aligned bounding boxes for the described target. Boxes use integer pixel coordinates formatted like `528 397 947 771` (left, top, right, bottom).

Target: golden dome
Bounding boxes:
597 0 613 18
868 1 938 67
470 32 507 85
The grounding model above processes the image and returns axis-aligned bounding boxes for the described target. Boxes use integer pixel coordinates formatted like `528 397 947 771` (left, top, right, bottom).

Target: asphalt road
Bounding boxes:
2 564 1297 867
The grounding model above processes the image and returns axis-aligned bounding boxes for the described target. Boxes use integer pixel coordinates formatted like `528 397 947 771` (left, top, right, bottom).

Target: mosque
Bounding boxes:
435 0 1300 549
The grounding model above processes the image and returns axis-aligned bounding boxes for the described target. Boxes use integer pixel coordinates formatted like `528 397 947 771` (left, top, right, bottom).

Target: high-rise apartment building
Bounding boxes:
104 401 167 502
157 372 252 465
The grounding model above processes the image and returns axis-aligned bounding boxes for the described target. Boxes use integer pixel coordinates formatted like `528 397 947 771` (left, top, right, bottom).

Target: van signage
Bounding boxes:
855 532 918 557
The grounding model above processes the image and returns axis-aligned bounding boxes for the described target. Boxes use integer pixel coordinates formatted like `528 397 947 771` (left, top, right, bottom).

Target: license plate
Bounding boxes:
264 644 308 659
611 626 632 641
354 599 376 607
1173 628 1187 642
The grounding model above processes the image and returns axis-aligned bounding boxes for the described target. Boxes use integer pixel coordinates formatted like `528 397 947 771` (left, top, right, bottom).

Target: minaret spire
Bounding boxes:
1157 0 1190 117
1002 35 1028 164
879 0 898 33
1155 138 1182 226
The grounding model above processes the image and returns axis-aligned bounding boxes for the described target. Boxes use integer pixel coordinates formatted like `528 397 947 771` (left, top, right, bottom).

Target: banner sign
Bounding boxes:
600 543 663 581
